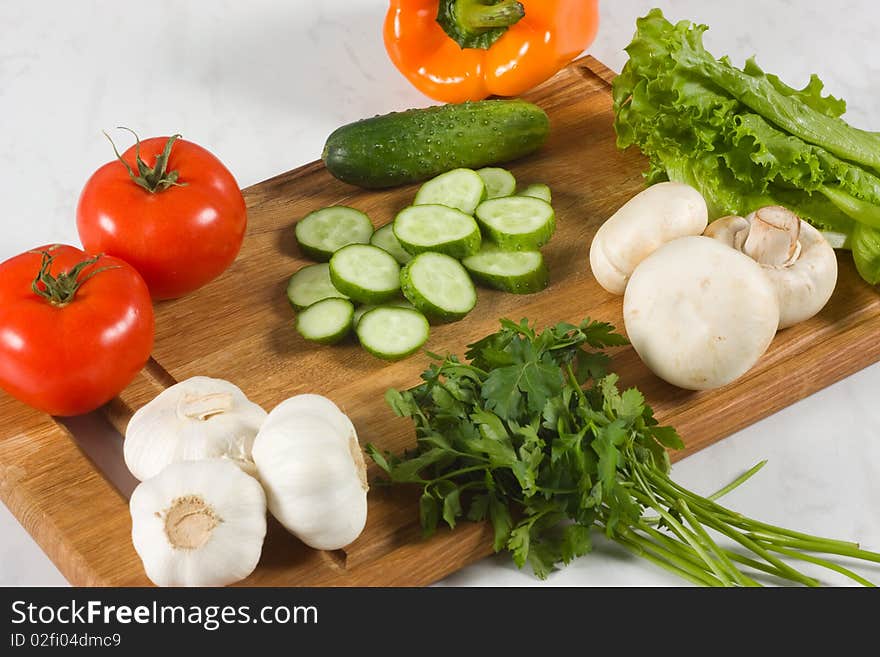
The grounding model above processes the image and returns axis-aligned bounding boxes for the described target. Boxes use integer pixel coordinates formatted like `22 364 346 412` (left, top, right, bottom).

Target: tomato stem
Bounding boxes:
103 127 187 194
29 247 119 306
437 0 525 50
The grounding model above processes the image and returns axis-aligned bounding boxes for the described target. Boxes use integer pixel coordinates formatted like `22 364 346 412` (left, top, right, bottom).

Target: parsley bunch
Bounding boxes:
367 318 880 586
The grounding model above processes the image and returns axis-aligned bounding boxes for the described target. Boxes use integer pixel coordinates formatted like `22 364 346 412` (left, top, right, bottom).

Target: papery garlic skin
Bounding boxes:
252 394 368 551
130 459 267 587
124 376 268 481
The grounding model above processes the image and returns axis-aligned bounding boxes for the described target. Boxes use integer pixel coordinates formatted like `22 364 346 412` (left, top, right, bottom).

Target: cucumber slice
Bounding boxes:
286 263 349 310
414 168 486 215
295 206 373 261
353 299 414 328
296 298 354 344
476 196 556 251
329 244 401 304
400 252 477 322
370 223 412 264
518 183 552 204
393 205 482 259
356 307 430 361
477 167 516 199
462 245 549 294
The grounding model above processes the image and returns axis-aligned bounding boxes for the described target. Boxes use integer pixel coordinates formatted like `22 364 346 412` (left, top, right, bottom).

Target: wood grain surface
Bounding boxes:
2 57 879 586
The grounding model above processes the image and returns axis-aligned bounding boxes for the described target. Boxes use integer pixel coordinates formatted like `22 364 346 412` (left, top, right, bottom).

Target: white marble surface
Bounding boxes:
1 0 879 587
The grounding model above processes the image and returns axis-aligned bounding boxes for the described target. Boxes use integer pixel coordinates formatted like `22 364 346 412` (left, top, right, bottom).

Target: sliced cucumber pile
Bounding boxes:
477 167 517 199
286 263 348 310
518 183 552 204
401 252 477 322
476 196 556 251
463 245 549 294
295 206 373 261
296 298 354 344
356 307 430 361
414 168 486 215
353 299 414 328
285 169 555 360
370 223 412 264
393 205 481 259
329 244 401 304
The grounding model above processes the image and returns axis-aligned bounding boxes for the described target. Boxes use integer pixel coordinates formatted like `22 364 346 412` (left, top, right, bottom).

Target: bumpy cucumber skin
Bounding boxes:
463 253 550 294
476 198 557 251
356 307 430 361
295 298 354 345
322 100 550 189
400 254 477 323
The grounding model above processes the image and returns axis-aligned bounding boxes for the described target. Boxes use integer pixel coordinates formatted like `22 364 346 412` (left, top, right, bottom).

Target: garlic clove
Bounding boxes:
130 459 267 587
253 395 368 551
124 376 268 482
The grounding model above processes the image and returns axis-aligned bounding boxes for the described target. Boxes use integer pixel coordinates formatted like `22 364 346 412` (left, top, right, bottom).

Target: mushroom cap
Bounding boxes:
623 236 780 391
589 182 708 295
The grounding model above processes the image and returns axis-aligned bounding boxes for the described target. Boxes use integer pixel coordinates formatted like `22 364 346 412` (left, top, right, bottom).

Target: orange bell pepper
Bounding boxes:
384 0 599 103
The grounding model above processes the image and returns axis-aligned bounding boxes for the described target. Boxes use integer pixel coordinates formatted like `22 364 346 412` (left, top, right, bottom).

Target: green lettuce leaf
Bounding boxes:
613 8 880 284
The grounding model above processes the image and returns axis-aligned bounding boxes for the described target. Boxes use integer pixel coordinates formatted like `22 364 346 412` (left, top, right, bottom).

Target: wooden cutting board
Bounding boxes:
2 57 879 587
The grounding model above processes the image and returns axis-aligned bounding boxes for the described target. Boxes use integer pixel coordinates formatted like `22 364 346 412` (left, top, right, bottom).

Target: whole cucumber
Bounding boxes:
322 100 550 189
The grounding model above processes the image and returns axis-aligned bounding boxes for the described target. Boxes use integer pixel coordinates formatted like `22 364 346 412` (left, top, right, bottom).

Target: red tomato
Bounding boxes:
76 134 247 300
0 245 154 416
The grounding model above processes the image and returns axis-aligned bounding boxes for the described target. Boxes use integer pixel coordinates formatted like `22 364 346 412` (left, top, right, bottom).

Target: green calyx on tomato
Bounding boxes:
104 127 186 194
29 247 118 306
0 244 155 416
78 131 247 300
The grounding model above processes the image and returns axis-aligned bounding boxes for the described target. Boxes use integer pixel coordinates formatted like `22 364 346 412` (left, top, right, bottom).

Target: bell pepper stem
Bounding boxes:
458 0 524 30
437 0 525 50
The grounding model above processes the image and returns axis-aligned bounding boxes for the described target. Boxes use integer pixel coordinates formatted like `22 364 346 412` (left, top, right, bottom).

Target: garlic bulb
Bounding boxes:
252 394 368 550
124 376 267 481
130 458 267 587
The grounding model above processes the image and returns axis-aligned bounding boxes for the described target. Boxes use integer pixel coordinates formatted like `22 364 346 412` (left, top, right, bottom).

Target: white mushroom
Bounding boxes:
705 206 838 329
589 182 709 294
623 236 780 391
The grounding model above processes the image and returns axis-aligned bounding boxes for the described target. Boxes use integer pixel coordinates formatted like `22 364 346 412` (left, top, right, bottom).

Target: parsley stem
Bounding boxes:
746 533 880 563
639 467 822 586
640 523 787 582
632 525 736 583
755 542 876 587
658 474 865 551
706 460 767 501
628 464 734 585
683 502 821 587
613 531 725 586
430 464 491 482
677 499 760 587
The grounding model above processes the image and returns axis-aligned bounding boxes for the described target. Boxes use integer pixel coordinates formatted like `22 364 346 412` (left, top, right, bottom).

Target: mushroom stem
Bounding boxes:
742 206 801 267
